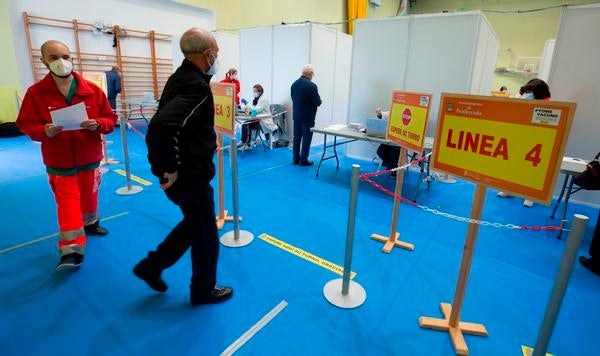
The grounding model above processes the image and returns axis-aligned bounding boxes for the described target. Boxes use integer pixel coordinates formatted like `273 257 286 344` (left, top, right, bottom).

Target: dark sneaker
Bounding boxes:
580 256 600 277
191 286 233 305
85 221 109 236
293 160 299 165
56 253 84 271
133 260 168 292
299 160 314 166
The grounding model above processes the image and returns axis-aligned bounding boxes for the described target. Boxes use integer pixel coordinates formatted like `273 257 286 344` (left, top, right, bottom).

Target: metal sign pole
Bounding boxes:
116 115 142 195
220 137 253 247
324 164 366 308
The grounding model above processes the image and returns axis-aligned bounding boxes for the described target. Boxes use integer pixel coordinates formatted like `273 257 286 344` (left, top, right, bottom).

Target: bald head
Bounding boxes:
41 40 70 59
180 28 217 55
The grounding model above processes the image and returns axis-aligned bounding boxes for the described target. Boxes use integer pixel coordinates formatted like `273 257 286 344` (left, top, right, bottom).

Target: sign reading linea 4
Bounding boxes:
211 83 235 137
387 91 433 152
431 93 576 204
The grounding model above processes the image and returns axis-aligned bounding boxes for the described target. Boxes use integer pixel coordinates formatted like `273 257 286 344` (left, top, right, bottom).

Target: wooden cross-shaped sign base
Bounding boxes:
371 232 414 253
419 303 488 356
216 211 240 230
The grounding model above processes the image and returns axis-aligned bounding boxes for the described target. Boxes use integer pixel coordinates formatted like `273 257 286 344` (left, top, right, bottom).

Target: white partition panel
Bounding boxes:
333 32 353 126
538 39 555 82
549 4 600 206
346 11 498 160
213 32 240 84
404 13 478 138
346 17 410 160
240 27 273 104
310 26 337 146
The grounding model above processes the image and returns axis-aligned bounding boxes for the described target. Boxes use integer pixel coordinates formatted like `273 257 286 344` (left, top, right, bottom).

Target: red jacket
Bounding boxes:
220 77 241 104
17 72 118 169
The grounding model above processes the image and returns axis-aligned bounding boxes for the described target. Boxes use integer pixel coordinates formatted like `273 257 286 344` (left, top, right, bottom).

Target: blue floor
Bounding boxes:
1 127 599 356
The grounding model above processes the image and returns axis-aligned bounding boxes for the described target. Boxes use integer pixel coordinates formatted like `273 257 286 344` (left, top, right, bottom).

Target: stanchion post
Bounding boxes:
324 164 366 308
371 148 415 253
419 185 489 356
220 137 253 247
532 214 588 356
116 115 143 195
215 133 235 229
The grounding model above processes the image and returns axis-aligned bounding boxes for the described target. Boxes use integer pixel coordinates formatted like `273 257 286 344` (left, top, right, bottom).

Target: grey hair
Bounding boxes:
302 64 314 75
180 28 211 54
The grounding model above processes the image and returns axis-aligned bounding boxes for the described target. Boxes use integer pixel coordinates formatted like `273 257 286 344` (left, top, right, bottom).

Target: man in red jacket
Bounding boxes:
17 40 117 271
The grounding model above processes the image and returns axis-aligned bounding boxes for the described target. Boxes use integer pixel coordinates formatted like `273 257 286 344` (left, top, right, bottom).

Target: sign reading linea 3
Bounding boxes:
431 93 576 204
387 90 433 152
211 83 235 137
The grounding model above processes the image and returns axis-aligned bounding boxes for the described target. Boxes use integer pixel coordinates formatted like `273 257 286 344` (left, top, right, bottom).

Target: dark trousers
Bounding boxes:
377 144 401 170
293 119 314 163
589 209 600 258
108 97 117 111
241 121 260 144
146 181 219 291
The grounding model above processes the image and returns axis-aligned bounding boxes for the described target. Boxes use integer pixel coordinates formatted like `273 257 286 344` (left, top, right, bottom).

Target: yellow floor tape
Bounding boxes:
258 233 356 279
521 345 554 356
113 169 152 186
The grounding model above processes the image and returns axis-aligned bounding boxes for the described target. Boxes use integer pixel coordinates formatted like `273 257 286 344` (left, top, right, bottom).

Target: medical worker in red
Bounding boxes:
17 40 118 271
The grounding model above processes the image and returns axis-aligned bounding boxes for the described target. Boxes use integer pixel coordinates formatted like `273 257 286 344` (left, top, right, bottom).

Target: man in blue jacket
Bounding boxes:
291 64 322 166
104 66 122 111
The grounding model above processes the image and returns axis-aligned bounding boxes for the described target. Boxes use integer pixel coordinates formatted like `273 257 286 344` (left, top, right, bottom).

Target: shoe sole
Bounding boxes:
191 291 234 306
56 263 82 272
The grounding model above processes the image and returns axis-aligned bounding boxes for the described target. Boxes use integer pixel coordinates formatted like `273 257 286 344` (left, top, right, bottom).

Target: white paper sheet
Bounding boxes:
325 124 347 131
50 102 88 131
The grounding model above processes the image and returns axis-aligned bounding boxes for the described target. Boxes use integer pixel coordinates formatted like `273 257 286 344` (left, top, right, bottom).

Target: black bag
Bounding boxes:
0 122 24 138
573 152 600 190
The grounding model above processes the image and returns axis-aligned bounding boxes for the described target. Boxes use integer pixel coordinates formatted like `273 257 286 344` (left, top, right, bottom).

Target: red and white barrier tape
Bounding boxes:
359 154 564 231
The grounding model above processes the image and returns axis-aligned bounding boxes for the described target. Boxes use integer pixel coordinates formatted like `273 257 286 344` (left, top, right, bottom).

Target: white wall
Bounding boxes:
8 0 214 90
538 39 555 82
213 32 240 83
549 4 600 206
346 12 498 160
240 27 273 104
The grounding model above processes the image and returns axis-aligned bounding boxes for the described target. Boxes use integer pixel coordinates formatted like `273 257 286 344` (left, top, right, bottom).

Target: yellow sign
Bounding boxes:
82 72 108 94
431 93 576 204
258 233 356 279
521 345 554 356
387 91 433 152
211 83 235 136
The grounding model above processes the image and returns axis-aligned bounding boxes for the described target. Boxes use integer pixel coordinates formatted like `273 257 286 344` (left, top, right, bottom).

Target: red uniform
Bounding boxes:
17 72 117 256
220 76 241 105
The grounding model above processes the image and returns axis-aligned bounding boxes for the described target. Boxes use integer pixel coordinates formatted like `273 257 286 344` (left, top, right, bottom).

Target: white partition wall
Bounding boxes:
213 32 240 83
240 23 352 144
549 4 600 206
538 39 555 82
347 11 498 160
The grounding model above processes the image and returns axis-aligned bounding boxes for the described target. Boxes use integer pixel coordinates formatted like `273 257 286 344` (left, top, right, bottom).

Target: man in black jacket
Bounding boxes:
133 28 233 305
291 64 322 166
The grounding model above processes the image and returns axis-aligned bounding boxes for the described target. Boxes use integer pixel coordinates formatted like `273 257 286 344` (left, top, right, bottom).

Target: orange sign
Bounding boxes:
82 72 107 94
431 93 576 204
211 83 235 136
387 91 432 152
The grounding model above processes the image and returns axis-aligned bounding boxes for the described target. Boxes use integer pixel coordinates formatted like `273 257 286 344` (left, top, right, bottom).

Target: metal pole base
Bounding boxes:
220 230 254 247
323 278 366 309
116 185 143 195
436 173 457 184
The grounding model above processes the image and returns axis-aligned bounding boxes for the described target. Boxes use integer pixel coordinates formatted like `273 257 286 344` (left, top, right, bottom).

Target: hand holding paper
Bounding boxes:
50 102 88 131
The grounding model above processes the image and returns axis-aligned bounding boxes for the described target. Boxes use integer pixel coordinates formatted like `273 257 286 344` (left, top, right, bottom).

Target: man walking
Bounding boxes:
17 40 117 271
291 64 322 166
133 28 233 305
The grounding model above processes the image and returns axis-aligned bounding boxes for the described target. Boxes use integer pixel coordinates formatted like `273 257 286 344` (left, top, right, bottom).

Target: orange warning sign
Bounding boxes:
211 83 235 137
431 93 576 204
387 91 433 152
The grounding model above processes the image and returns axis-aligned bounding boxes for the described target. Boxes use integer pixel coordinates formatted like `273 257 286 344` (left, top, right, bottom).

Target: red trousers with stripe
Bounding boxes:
48 168 101 256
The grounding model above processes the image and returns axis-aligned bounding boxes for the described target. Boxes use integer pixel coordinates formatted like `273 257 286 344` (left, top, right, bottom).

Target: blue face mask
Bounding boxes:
522 92 534 100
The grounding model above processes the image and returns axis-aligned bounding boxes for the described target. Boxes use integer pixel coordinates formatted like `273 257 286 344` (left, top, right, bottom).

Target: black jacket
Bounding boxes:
146 59 216 184
290 75 322 123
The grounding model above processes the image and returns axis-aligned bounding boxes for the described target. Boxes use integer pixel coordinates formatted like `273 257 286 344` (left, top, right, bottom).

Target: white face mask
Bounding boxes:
48 58 73 78
205 51 218 76
252 92 259 98
231 74 238 80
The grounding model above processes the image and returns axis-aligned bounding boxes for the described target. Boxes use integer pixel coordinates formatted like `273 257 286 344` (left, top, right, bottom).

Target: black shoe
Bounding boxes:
133 260 168 292
84 221 108 236
579 256 600 276
56 253 84 271
191 286 233 305
293 160 299 165
299 160 314 166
